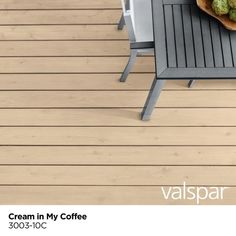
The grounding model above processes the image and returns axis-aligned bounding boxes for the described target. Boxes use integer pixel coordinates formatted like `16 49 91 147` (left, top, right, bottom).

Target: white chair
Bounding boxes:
118 0 154 82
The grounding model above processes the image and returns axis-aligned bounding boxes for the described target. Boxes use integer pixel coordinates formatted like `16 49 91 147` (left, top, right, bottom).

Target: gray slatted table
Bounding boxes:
141 0 236 120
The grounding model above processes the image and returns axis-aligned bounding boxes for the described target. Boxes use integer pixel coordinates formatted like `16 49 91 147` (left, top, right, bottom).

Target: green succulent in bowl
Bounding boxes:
212 0 230 15
229 9 236 22
228 0 236 9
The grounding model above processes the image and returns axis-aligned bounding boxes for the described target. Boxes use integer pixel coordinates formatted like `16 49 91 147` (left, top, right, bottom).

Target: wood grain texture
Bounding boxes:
0 74 235 90
0 186 235 205
0 166 236 185
0 10 121 25
0 146 236 165
0 57 153 73
0 41 130 56
0 91 235 108
0 127 236 145
0 25 127 40
0 0 120 10
0 108 236 126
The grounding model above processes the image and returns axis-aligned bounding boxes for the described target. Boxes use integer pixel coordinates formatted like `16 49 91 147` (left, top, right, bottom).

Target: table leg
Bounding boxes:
141 78 165 121
188 80 196 88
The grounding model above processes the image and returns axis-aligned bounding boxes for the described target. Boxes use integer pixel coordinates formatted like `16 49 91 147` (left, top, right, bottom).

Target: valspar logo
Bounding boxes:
161 182 229 204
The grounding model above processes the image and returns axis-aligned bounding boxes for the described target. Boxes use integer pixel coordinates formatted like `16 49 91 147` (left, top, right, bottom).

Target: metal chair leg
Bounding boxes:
188 80 196 88
118 0 130 30
120 49 138 82
118 14 125 30
141 78 165 121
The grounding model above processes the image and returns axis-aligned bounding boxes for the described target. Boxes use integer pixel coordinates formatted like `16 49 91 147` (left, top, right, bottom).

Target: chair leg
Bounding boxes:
120 49 138 82
141 78 165 121
118 0 130 30
188 80 196 88
117 14 125 30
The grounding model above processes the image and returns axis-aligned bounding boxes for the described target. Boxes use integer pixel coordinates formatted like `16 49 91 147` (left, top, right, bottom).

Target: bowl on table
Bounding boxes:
197 0 236 30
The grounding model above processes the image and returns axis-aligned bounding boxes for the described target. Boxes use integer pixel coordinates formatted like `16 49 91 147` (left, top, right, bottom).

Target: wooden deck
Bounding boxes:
0 0 236 205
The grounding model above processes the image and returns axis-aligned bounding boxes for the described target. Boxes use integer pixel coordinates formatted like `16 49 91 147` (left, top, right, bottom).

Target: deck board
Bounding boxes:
0 0 120 10
0 41 130 56
0 91 235 108
0 57 152 73
0 74 235 90
0 10 121 25
0 0 235 204
1 186 236 205
0 146 236 165
0 127 236 145
0 166 236 185
0 108 236 126
0 25 127 40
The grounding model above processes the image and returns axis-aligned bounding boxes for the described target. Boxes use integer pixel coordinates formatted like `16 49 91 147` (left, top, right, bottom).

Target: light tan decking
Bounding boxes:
0 0 236 205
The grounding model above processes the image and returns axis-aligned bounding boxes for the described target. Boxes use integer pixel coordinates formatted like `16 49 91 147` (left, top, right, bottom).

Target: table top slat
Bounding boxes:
164 5 177 67
191 5 205 68
210 18 224 67
173 5 186 67
220 26 234 67
230 33 236 66
182 4 195 67
200 13 214 67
